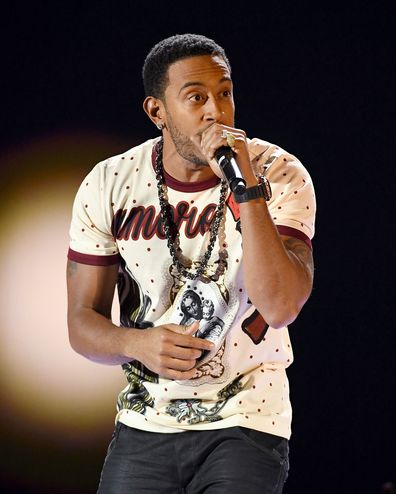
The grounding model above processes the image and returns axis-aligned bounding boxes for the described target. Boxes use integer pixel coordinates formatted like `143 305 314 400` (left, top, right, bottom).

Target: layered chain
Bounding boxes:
154 138 228 280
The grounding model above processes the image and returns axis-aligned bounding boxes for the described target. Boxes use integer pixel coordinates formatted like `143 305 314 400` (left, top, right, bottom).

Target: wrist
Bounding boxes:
119 327 142 361
237 162 257 187
233 175 272 203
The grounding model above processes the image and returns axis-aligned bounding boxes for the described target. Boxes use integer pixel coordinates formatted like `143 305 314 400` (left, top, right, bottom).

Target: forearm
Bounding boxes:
199 124 313 325
68 307 138 365
239 198 312 328
65 258 213 378
68 307 214 379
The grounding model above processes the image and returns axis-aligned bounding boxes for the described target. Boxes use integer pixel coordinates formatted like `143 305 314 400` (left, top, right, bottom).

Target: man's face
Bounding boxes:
163 54 235 166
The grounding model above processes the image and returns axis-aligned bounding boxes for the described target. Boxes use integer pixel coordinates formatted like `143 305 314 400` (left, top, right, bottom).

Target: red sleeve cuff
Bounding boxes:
67 248 121 266
276 225 312 249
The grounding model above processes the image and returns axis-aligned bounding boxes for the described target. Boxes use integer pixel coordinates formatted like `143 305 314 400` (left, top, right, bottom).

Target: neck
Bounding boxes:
161 135 216 183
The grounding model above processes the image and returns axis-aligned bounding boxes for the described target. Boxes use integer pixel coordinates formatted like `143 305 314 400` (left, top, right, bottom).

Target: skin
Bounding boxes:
67 54 314 380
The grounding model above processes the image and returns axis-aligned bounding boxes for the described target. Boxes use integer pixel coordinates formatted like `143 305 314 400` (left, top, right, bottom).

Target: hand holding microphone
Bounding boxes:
199 124 257 195
212 128 271 203
214 130 246 194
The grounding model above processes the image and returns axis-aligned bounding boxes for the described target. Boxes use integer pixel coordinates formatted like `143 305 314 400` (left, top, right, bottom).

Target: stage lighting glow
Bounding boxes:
0 133 130 445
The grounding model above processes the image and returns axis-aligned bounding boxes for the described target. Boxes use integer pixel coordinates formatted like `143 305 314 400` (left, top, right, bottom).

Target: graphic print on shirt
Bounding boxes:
166 374 244 425
156 273 239 385
117 361 157 413
116 259 159 411
179 289 225 363
241 309 269 344
111 201 218 243
117 258 154 329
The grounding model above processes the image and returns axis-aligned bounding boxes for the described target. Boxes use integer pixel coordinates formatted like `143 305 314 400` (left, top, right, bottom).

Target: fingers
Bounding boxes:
201 124 246 161
167 319 200 335
146 345 200 381
164 342 203 361
147 352 198 380
162 367 198 381
160 355 198 372
151 322 214 379
164 322 214 352
134 322 216 380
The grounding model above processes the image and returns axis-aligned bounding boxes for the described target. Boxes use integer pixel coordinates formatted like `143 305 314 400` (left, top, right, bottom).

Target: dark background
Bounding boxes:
2 1 395 492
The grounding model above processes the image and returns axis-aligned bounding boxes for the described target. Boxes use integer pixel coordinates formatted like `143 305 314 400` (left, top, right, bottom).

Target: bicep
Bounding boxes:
281 235 314 286
66 260 119 319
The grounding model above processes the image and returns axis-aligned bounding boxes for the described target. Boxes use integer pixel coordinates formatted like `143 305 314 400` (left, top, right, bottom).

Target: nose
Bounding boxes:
203 96 223 122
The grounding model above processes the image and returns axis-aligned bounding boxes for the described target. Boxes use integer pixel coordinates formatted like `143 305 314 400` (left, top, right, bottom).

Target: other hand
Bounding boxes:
130 321 214 380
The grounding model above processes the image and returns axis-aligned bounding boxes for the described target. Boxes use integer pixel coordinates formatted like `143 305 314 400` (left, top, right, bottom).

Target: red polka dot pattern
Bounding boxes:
68 137 311 438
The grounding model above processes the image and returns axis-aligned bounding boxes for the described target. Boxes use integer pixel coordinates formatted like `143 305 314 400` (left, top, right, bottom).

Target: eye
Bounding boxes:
222 89 232 97
189 93 205 102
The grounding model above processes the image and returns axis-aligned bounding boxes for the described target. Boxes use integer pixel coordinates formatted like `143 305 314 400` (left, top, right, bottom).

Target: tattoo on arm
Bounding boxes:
284 237 314 280
67 260 79 278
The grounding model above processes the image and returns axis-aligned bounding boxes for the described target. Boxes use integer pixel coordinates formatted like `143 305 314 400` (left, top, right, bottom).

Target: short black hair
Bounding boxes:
142 33 231 99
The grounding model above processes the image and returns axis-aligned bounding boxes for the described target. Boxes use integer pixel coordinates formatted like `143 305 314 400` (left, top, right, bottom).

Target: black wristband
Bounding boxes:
234 176 272 203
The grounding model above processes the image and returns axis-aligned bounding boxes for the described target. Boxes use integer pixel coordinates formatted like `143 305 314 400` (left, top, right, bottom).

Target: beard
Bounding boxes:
165 111 208 167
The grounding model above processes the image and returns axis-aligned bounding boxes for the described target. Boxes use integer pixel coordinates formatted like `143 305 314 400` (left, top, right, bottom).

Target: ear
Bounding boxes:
143 96 165 129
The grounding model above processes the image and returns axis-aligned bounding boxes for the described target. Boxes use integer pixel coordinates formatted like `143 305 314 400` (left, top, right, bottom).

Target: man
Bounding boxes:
67 33 316 493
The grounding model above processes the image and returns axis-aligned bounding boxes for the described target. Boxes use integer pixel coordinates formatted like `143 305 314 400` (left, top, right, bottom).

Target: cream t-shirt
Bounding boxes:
68 137 316 439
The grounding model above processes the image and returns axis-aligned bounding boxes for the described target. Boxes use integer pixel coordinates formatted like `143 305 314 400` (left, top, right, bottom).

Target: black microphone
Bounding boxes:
214 146 246 195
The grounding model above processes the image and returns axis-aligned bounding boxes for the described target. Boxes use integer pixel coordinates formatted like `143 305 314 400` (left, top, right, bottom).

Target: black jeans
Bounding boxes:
97 422 289 494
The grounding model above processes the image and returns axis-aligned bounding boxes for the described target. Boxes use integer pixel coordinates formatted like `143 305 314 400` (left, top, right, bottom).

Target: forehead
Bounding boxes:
166 55 231 92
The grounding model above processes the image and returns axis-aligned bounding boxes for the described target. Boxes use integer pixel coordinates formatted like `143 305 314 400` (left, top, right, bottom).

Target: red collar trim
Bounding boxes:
151 140 220 192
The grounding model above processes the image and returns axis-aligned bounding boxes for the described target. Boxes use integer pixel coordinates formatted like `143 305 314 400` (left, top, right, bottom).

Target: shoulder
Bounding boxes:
90 137 159 179
247 137 313 185
247 138 316 240
73 137 160 205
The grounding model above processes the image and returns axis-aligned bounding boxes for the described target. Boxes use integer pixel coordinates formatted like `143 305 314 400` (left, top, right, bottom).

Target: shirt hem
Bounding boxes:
116 409 291 440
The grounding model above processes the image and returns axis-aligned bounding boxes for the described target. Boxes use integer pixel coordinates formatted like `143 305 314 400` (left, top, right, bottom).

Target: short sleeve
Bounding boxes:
68 161 120 266
249 138 316 247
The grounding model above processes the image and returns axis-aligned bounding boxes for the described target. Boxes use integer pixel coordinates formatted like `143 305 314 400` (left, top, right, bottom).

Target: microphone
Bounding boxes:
214 146 246 195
